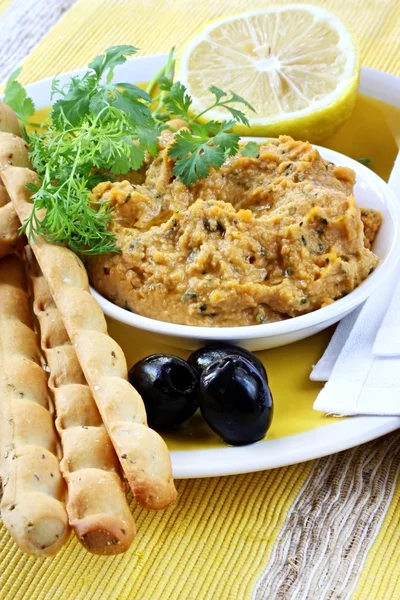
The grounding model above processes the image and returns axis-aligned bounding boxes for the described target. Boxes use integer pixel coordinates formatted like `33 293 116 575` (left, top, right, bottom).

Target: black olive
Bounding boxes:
200 356 273 446
128 354 199 431
188 343 268 381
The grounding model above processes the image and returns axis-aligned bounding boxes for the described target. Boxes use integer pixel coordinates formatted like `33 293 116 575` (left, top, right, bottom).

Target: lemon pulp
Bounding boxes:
176 5 360 142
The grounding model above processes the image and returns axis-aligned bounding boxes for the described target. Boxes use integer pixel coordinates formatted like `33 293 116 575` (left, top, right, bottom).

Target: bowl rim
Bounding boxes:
90 145 400 341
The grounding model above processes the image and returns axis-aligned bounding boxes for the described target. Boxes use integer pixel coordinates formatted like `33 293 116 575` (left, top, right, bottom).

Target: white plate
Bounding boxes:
22 57 400 477
172 417 400 477
25 55 400 352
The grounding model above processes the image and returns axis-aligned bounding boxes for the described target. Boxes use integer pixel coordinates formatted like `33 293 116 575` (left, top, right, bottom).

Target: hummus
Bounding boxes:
87 135 381 327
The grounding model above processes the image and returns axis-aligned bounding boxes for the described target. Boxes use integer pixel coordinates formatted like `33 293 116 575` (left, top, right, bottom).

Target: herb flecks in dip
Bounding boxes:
87 135 381 327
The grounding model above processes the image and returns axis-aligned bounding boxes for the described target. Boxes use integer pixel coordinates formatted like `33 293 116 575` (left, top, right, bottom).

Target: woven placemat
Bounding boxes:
0 2 399 599
0 0 76 82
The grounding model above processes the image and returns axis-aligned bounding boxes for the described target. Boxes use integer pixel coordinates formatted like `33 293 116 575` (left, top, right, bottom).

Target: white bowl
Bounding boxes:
91 145 400 351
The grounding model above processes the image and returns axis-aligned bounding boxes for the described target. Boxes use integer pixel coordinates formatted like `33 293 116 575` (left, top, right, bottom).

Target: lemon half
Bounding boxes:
176 5 360 142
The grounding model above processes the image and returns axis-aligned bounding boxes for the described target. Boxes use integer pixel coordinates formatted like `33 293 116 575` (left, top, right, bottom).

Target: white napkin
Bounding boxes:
311 150 400 415
373 276 400 356
310 305 362 382
373 149 400 358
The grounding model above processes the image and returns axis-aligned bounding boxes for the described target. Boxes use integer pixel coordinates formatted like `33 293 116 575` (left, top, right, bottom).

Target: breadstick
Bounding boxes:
3 166 177 510
0 254 70 556
0 103 22 137
27 249 136 554
0 199 25 258
0 132 30 169
0 183 10 207
0 132 30 258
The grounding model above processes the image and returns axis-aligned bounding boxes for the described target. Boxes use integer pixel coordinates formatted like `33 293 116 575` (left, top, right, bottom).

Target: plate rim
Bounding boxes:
17 56 400 478
171 416 400 478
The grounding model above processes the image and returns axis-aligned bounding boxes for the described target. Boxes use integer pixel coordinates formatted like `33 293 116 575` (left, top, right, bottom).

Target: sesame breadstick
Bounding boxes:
0 131 30 169
0 131 30 258
27 249 136 554
0 183 10 207
0 102 22 137
0 198 25 258
3 166 177 510
0 254 70 556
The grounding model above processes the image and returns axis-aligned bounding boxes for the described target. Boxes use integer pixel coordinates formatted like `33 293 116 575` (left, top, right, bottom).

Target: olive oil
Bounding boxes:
324 94 400 182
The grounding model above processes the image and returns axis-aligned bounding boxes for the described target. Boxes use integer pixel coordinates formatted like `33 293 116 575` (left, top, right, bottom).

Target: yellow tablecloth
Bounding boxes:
15 0 400 82
0 1 400 599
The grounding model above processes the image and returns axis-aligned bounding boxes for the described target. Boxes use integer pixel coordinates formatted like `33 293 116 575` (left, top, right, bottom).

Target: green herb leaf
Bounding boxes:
191 120 220 136
51 73 98 126
226 90 256 113
115 82 151 102
207 86 255 126
88 45 139 79
163 82 193 119
173 144 226 186
25 107 154 252
168 130 204 158
110 89 152 125
212 120 239 154
87 86 152 127
22 169 117 256
169 130 226 185
357 157 372 165
158 75 174 91
136 125 159 157
222 105 249 126
4 68 35 123
165 85 258 184
110 138 145 174
52 45 142 127
241 141 259 157
208 85 227 103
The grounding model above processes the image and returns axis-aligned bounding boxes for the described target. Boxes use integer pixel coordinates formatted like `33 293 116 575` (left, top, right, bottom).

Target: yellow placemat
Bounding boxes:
0 0 12 13
15 0 400 83
1 2 400 599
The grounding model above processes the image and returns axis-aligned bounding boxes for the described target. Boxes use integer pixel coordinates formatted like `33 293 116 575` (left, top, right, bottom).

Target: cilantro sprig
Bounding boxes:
357 157 372 166
4 68 37 136
4 45 257 254
51 45 153 128
149 76 256 185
